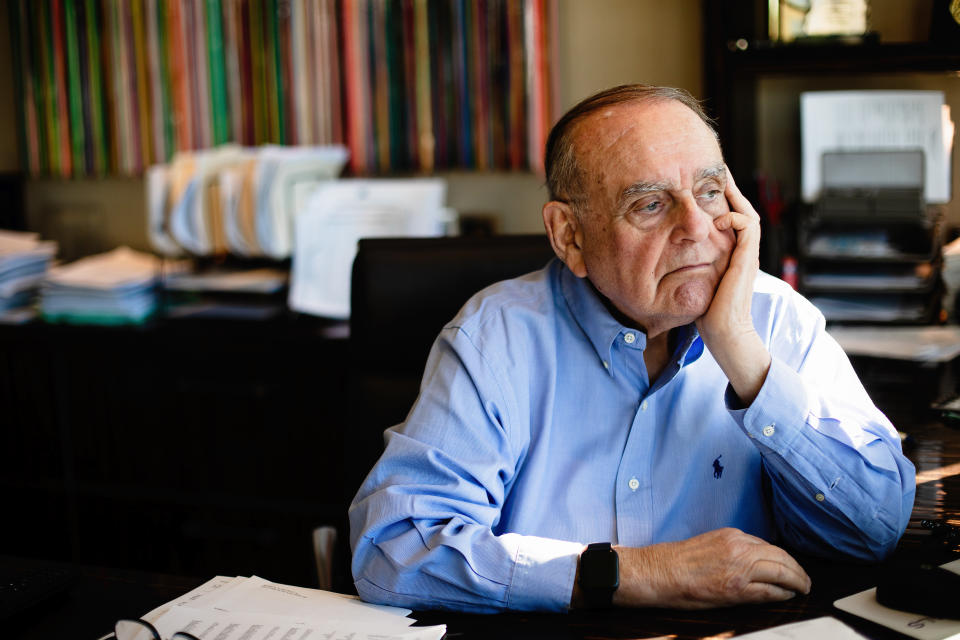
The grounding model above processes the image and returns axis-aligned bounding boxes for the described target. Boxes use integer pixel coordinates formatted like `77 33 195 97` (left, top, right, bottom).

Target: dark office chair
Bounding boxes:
343 233 556 511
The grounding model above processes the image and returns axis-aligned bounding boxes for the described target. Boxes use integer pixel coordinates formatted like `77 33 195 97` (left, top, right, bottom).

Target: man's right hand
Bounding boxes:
613 528 811 609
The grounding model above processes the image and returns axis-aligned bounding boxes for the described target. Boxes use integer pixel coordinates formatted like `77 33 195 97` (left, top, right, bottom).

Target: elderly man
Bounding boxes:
349 84 915 613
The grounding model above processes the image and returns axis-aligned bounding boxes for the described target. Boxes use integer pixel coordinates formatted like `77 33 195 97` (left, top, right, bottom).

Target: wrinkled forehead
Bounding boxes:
570 100 721 188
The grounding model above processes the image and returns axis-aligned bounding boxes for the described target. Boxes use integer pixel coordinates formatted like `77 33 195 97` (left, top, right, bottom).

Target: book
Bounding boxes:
9 0 556 177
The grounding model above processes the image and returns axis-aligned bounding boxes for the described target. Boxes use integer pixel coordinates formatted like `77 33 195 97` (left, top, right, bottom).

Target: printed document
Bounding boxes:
107 575 446 640
801 91 953 203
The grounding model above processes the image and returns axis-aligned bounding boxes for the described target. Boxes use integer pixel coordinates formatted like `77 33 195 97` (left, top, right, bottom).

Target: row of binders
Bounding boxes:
10 0 556 177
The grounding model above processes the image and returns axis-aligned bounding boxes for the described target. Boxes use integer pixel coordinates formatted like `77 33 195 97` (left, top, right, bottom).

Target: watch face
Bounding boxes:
582 547 619 589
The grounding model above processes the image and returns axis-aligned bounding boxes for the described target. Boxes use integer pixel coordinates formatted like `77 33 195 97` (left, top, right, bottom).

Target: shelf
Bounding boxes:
802 281 939 294
724 41 960 75
806 291 940 324
801 251 941 264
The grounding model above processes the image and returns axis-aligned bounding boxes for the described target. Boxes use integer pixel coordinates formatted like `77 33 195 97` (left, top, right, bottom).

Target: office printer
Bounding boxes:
800 150 944 324
816 150 927 222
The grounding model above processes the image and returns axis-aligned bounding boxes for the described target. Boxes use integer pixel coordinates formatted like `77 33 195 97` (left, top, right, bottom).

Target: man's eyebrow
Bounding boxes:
618 180 673 210
696 163 727 183
617 164 726 210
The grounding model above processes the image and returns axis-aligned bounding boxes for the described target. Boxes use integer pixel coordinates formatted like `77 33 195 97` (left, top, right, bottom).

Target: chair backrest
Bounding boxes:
344 234 556 505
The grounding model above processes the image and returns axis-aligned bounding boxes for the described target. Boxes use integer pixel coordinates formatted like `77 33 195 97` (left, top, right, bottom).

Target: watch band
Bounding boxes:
579 542 619 609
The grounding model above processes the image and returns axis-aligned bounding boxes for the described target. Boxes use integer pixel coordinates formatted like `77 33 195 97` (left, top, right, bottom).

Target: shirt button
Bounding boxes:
762 424 775 437
628 477 640 491
815 493 825 502
640 400 648 411
602 361 609 369
624 332 636 344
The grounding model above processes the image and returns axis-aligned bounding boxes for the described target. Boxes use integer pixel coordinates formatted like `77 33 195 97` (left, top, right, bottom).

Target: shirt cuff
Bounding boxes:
725 356 808 452
505 535 583 612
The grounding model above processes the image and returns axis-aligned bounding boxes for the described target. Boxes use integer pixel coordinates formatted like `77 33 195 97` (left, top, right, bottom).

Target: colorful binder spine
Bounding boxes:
9 0 557 177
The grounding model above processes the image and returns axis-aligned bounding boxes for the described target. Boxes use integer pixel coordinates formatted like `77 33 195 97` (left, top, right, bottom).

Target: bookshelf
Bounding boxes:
701 0 960 284
7 0 559 178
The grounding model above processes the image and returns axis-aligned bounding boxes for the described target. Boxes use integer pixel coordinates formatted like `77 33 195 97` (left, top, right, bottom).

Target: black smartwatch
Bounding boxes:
578 542 619 608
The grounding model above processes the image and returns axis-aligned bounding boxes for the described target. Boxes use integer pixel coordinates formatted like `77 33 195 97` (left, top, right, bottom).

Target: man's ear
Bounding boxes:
542 200 587 278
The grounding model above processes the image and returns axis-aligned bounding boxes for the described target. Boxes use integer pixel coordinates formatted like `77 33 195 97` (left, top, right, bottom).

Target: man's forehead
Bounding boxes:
571 101 723 189
575 100 711 152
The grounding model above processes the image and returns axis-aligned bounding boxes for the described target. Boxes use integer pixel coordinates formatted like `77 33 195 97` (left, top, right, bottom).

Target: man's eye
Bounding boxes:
636 200 661 214
699 189 721 201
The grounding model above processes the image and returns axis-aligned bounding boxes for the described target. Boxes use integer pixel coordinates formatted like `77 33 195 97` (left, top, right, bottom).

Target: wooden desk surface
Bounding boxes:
7 412 959 640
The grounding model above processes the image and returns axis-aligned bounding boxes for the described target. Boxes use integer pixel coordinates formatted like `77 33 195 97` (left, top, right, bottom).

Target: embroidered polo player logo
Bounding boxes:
713 455 724 479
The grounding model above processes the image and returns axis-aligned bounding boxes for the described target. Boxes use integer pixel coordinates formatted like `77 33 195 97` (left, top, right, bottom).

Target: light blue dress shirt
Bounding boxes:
349 259 916 613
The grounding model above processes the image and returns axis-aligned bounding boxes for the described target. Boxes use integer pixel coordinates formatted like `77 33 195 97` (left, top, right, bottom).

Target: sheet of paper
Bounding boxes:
164 268 288 294
805 273 926 290
45 247 161 290
809 295 927 323
113 575 445 640
141 576 238 623
735 616 867 639
207 576 414 626
254 145 349 259
0 229 40 252
828 325 960 362
833 559 960 640
289 178 447 318
151 606 445 640
801 91 951 203
145 164 183 257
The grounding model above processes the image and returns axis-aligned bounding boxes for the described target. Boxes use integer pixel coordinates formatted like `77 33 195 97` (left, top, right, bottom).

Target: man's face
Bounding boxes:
568 99 735 338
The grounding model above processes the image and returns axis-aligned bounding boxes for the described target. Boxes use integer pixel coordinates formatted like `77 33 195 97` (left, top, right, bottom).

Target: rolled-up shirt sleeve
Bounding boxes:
725 294 915 561
349 326 582 612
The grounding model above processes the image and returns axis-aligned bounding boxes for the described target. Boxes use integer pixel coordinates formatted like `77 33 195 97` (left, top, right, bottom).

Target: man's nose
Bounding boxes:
670 196 712 242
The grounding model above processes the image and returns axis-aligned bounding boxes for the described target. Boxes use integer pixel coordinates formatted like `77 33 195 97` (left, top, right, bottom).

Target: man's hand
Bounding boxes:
695 168 771 405
612 528 811 609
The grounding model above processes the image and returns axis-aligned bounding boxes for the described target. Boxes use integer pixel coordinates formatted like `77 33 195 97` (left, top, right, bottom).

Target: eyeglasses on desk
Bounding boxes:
113 618 200 640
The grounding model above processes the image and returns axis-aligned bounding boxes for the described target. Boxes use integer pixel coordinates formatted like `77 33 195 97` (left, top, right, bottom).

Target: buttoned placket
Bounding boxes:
611 329 658 545
610 327 702 546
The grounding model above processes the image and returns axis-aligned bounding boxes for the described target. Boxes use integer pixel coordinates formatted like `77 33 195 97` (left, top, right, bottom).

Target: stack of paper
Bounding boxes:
0 230 57 315
120 575 445 640
148 145 349 259
40 247 167 325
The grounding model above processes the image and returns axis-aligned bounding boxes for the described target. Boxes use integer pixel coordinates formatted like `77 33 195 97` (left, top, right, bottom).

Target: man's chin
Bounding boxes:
670 280 716 317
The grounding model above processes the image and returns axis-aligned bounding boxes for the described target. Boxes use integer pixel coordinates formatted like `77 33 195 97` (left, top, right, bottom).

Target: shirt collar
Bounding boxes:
556 260 704 375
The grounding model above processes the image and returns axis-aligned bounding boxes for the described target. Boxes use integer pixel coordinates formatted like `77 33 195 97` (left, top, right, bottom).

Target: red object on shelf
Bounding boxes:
781 255 798 290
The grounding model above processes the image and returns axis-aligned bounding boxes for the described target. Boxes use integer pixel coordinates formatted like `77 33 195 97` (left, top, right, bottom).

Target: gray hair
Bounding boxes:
544 84 718 210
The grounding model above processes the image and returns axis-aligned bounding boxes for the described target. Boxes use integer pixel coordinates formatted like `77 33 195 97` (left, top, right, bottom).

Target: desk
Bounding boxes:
6 375 960 640
4 546 957 640
418 553 955 640
5 558 205 640
1 315 351 588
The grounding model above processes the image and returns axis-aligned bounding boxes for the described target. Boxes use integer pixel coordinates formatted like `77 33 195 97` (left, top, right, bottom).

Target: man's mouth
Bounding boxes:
667 263 710 276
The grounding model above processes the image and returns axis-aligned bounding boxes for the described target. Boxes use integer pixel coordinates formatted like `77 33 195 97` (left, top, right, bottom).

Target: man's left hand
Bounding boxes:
695 168 771 406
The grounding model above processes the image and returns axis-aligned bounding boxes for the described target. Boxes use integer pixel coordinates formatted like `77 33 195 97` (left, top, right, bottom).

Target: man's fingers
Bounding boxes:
749 557 812 595
740 583 799 603
724 167 761 222
714 210 760 232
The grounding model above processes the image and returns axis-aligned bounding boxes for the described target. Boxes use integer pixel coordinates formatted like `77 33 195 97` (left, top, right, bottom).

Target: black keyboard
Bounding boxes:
0 562 77 621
